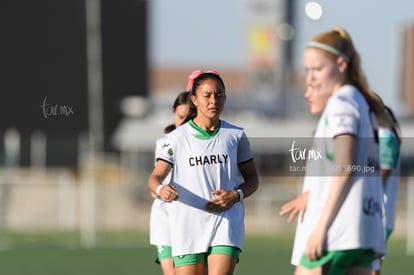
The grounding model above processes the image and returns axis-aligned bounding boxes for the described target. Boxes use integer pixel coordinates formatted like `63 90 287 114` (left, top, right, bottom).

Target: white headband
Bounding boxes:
307 41 350 62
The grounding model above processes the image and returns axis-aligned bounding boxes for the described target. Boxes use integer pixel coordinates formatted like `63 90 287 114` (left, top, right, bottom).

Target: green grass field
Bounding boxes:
0 231 412 274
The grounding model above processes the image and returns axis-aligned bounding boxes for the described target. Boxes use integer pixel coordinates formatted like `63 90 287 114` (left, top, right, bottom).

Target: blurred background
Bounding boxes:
1 0 414 263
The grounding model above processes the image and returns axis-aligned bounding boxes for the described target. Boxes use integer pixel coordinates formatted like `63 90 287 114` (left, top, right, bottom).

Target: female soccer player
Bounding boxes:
148 70 259 275
280 27 394 275
149 91 194 275
372 105 401 275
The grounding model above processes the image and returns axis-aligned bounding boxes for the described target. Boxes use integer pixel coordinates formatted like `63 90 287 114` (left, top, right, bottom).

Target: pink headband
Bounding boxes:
186 70 220 92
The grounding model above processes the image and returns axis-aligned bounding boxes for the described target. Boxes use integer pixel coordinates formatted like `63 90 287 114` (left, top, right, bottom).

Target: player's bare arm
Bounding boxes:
148 160 178 203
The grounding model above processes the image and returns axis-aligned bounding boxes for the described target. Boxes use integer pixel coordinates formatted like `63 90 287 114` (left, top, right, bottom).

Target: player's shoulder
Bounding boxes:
220 120 244 132
338 85 367 106
155 135 167 148
330 85 357 105
156 134 168 143
220 120 249 142
327 85 367 115
163 122 190 141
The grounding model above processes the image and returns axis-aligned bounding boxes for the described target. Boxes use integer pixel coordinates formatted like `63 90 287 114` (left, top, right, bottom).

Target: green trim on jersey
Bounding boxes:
324 115 333 162
189 119 221 140
326 152 335 161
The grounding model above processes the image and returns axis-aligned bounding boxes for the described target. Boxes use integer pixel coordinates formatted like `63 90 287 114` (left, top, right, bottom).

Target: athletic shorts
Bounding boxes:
155 245 173 262
173 246 241 267
300 249 374 275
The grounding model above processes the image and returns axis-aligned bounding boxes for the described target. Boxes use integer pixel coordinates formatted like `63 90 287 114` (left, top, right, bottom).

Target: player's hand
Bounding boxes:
304 226 326 261
158 185 178 203
279 191 309 223
205 190 239 213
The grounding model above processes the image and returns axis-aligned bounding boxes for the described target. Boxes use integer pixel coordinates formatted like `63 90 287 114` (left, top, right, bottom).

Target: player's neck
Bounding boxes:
192 117 220 133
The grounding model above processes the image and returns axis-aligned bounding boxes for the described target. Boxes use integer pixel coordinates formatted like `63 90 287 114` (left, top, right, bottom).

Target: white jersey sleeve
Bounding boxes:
154 136 166 164
237 131 254 164
156 135 175 166
324 91 360 137
150 136 173 246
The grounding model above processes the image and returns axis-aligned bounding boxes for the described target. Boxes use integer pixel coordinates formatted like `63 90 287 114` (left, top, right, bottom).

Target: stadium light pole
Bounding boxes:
86 0 104 152
83 0 104 248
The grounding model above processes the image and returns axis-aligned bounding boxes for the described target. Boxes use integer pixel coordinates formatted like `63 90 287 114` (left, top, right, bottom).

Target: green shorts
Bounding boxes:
300 249 374 275
173 246 241 267
155 245 173 262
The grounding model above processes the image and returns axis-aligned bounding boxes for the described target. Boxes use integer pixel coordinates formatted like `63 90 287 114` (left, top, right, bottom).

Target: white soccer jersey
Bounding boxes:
149 136 173 246
291 85 385 265
157 120 253 257
379 127 401 231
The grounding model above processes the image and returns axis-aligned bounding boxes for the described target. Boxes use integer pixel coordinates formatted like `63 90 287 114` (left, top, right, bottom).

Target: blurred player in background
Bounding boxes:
149 91 195 275
372 104 401 275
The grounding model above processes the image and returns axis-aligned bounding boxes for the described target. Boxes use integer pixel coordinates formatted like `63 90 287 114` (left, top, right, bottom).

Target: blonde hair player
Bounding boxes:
280 27 392 275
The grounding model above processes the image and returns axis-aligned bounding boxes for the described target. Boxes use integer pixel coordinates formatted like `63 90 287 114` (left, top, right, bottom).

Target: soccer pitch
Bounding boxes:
0 231 412 274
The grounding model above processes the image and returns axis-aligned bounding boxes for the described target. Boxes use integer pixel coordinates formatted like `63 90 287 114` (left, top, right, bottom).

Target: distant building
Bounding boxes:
402 24 414 116
150 67 248 95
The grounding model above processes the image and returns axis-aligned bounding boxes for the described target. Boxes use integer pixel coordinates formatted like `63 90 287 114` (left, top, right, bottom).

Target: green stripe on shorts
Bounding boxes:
300 249 374 274
173 246 241 267
156 245 172 261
